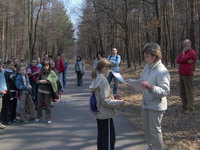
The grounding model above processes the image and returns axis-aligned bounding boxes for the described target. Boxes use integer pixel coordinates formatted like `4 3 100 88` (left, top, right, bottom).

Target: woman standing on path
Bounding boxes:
74 56 85 86
89 59 125 150
139 43 170 150
93 52 103 69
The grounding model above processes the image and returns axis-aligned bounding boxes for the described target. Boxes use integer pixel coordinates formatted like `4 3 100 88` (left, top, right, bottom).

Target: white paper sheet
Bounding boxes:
110 70 144 91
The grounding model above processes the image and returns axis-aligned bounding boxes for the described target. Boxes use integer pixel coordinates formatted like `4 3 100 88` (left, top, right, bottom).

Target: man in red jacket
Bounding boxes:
55 54 65 91
176 39 196 114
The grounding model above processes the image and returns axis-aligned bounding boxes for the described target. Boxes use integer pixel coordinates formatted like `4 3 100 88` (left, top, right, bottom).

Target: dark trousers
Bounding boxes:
1 93 17 123
30 82 38 106
76 71 83 86
97 118 116 150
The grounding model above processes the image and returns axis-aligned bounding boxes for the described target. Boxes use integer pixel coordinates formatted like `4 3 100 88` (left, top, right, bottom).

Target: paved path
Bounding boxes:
0 63 147 150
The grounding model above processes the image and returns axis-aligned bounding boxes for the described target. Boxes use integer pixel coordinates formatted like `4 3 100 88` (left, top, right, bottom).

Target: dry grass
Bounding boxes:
116 64 200 150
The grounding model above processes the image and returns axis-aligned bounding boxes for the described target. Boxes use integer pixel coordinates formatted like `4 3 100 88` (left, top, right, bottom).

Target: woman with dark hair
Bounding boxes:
93 52 103 68
36 59 59 124
74 56 85 86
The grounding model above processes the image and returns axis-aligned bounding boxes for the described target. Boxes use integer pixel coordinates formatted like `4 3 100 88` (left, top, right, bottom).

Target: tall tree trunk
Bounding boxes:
155 0 161 45
189 0 195 49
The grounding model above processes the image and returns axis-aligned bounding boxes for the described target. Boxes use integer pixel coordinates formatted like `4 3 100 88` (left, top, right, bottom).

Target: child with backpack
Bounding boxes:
15 65 36 122
89 58 125 150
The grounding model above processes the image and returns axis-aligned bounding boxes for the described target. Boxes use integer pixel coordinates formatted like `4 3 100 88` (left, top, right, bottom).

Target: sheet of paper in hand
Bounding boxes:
110 70 145 91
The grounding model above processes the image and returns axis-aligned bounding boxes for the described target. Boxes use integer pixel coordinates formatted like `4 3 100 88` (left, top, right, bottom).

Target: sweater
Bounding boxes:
176 49 196 75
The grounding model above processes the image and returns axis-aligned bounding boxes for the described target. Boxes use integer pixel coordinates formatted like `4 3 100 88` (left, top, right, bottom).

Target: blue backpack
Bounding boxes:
89 93 99 114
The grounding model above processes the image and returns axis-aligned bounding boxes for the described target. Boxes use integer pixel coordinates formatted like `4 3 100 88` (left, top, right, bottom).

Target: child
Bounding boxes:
36 59 59 124
15 65 36 122
50 61 58 76
0 59 7 129
89 58 125 150
27 58 40 106
2 60 17 125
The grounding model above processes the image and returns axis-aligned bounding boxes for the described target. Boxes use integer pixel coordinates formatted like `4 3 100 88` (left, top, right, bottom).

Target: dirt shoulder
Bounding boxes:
117 65 200 150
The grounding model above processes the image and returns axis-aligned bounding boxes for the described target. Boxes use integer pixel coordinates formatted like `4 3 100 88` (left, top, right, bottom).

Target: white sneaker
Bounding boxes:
35 118 40 122
0 123 6 129
47 118 52 124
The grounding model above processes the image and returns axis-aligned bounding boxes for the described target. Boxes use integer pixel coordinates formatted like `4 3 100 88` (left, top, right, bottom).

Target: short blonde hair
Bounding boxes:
142 43 162 61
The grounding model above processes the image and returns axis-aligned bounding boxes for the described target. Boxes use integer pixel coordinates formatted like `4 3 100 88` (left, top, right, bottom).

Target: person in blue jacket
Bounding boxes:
107 48 121 97
0 59 7 129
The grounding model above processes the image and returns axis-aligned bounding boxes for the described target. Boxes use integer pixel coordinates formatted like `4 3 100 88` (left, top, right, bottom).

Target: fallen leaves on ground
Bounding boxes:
116 65 200 150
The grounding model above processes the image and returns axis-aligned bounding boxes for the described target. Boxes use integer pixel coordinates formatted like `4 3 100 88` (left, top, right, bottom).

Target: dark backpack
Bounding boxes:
89 93 99 114
108 55 121 66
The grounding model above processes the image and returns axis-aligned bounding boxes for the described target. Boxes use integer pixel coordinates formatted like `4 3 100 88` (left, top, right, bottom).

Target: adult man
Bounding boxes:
176 39 196 114
107 48 121 97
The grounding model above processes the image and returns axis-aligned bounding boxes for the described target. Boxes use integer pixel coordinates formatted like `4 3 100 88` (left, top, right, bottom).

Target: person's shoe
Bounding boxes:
114 94 122 100
47 118 52 124
2 121 12 125
147 145 152 150
35 118 41 122
0 123 6 129
20 120 29 123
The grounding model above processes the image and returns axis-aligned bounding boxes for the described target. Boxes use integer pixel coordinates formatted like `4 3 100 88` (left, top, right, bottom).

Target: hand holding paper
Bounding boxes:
110 70 145 91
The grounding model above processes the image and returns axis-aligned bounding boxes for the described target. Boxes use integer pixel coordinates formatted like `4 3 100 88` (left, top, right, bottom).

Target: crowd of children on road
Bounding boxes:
0 53 68 129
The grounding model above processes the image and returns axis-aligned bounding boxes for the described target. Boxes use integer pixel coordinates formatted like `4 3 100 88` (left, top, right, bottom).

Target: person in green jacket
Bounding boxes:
36 59 58 124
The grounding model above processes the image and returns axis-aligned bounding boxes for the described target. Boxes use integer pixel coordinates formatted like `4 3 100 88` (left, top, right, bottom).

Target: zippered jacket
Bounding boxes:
140 60 170 111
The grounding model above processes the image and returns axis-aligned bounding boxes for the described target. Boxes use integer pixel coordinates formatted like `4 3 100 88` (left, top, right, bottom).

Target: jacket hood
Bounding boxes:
89 73 105 92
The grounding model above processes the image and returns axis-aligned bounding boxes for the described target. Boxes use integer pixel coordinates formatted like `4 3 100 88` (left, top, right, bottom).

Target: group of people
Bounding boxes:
0 53 68 129
90 39 196 150
0 39 196 150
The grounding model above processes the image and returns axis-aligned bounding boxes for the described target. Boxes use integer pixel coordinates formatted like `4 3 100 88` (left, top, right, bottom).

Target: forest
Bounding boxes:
77 0 200 68
0 0 74 61
0 0 200 66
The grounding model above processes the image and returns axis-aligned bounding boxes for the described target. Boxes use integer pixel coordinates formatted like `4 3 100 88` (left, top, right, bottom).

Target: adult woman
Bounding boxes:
93 52 103 68
140 43 170 150
89 59 124 150
74 56 85 86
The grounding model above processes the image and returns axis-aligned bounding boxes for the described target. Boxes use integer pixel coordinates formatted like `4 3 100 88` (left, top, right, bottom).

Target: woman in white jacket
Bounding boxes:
140 43 170 150
89 58 125 150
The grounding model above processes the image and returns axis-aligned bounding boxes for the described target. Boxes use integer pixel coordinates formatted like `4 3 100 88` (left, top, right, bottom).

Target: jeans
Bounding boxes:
107 71 119 95
58 72 64 90
63 68 67 87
